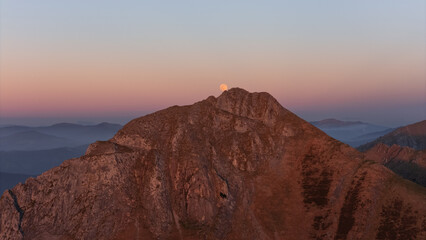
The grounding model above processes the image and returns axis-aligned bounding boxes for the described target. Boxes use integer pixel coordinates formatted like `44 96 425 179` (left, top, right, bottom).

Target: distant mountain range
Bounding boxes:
358 120 426 151
0 122 122 192
0 131 80 151
0 122 122 151
0 145 89 175
311 118 364 128
0 172 36 196
311 118 393 147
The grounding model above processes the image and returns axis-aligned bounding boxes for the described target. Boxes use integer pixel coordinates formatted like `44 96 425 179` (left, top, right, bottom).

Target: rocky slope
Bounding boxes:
364 143 426 187
358 120 426 151
1 88 425 240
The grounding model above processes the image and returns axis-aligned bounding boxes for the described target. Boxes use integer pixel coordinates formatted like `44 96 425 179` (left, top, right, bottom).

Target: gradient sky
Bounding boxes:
0 0 425 127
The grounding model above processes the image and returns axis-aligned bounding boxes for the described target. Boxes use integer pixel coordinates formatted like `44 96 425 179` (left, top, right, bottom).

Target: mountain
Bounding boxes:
0 145 87 196
1 88 425 239
311 119 364 128
311 119 391 147
0 131 79 151
0 122 122 150
352 128 395 142
36 122 123 143
0 172 35 195
0 145 88 175
358 120 426 151
0 126 31 137
357 120 426 187
364 143 426 187
0 123 120 191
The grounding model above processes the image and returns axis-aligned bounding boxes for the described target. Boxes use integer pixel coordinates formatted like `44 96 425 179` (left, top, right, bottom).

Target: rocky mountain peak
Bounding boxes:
215 88 286 125
110 88 298 152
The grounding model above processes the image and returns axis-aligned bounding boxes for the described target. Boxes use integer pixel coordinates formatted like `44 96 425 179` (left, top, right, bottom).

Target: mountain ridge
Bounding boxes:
0 131 79 151
358 120 426 151
1 88 425 240
311 118 365 128
0 145 88 176
0 123 122 151
311 119 391 147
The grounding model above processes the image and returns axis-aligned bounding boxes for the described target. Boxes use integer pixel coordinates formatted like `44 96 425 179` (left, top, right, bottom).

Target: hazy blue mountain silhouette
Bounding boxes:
36 122 122 142
311 118 391 147
0 131 79 151
0 126 31 137
358 120 426 151
0 172 36 194
0 122 122 192
0 122 122 151
0 145 88 175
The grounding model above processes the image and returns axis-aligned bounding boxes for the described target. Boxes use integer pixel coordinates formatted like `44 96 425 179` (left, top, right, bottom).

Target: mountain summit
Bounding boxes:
1 88 425 240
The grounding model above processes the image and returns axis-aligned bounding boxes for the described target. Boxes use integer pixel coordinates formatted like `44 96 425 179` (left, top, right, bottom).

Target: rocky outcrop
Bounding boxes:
1 88 425 239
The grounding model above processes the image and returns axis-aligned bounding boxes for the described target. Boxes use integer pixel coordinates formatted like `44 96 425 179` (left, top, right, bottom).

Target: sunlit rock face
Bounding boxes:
1 88 425 240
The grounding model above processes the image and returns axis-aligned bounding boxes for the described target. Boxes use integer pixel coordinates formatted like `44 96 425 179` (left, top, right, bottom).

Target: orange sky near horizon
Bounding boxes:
1 43 424 117
0 1 425 126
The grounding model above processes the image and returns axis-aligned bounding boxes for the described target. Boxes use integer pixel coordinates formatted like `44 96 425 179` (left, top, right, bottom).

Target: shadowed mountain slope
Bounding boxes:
364 143 426 187
1 88 425 240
